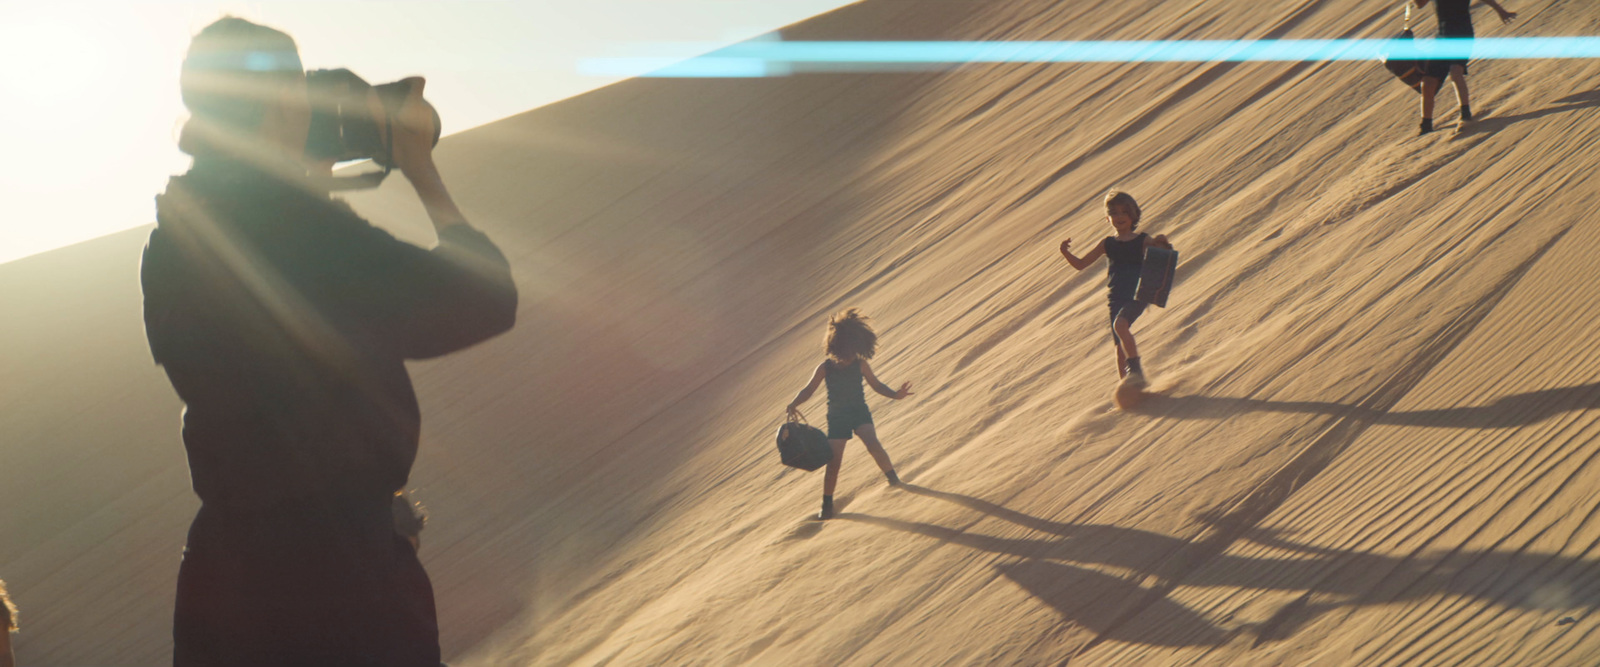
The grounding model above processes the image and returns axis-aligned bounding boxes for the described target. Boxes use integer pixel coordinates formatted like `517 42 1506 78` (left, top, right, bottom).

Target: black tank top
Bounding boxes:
824 359 867 410
1434 0 1473 37
1104 234 1147 302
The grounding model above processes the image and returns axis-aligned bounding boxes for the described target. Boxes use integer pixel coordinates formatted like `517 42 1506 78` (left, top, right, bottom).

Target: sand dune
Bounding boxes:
6 0 1600 664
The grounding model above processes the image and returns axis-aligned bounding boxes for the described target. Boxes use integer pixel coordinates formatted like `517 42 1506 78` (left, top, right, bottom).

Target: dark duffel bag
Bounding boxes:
776 414 833 471
1382 5 1427 91
1382 29 1427 91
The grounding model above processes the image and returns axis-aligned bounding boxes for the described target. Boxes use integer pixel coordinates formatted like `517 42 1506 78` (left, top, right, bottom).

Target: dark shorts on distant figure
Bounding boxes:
827 405 873 440
1426 25 1472 79
1109 300 1146 348
1425 57 1469 79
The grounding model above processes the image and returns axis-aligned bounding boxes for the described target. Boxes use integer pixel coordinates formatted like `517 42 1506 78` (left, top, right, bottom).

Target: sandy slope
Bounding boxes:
6 0 1600 664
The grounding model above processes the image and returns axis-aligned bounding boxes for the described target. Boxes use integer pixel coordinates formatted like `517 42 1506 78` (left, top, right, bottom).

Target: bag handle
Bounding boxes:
786 406 811 425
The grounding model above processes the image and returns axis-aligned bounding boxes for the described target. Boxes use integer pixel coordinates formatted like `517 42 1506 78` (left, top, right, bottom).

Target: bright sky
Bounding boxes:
0 1 854 266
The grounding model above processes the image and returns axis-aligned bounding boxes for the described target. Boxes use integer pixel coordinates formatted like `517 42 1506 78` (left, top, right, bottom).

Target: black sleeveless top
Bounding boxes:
824 359 867 410
1434 0 1473 37
1103 233 1147 302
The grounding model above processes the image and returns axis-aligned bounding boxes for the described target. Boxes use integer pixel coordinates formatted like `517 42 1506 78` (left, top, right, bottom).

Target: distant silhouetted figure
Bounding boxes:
141 17 516 667
787 309 912 519
1414 0 1517 134
1 579 15 667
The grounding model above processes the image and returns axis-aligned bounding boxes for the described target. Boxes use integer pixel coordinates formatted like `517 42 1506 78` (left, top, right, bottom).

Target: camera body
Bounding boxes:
305 69 441 173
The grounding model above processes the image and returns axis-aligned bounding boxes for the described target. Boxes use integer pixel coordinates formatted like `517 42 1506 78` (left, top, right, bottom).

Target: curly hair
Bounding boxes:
1 579 16 632
825 308 878 363
1104 190 1142 231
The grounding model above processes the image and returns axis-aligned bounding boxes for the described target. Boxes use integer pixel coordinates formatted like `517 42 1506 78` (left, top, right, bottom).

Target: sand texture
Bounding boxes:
6 0 1600 664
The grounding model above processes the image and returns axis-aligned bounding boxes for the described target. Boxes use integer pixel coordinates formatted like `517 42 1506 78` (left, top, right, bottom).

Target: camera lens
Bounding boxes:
305 68 383 163
371 80 443 167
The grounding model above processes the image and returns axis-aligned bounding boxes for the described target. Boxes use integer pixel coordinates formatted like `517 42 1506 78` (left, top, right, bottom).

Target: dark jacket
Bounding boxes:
141 160 517 512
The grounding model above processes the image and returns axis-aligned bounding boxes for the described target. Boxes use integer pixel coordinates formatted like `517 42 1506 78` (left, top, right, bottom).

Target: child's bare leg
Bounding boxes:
1114 317 1139 359
1420 76 1441 132
1115 341 1128 379
1115 316 1147 379
822 439 848 496
854 424 897 482
1449 65 1471 116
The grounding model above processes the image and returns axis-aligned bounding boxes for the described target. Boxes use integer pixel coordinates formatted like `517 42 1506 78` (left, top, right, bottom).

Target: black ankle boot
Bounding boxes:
886 470 901 487
1419 118 1434 135
819 495 835 520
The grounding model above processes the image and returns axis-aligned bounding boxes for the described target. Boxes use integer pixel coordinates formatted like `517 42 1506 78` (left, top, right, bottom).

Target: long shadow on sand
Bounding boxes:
845 228 1599 652
1139 381 1600 429
1466 89 1600 134
845 484 1600 651
1145 221 1587 430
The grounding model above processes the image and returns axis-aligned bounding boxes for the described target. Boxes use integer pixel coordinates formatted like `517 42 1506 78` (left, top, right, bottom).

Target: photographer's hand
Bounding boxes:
390 77 468 231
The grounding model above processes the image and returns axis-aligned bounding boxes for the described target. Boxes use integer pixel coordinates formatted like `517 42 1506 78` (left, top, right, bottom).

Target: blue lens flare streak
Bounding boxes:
579 38 1600 77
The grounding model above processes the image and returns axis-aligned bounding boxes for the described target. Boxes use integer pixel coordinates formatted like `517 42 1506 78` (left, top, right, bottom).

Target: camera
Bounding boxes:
305 69 441 188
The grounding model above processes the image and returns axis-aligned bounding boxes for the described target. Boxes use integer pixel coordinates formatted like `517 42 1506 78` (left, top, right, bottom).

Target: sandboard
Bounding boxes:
1136 246 1177 308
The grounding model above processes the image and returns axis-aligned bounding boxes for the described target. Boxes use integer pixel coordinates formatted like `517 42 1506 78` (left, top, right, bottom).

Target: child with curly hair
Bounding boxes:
786 309 913 519
1059 190 1171 388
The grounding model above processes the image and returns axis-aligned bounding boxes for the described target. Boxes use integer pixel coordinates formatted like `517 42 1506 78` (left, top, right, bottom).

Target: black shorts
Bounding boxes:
1426 26 1472 79
1109 300 1146 347
1424 57 1469 79
827 404 873 440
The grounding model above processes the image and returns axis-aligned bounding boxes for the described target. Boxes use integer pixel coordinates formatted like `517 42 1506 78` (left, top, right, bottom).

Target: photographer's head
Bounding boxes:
179 18 310 171
176 17 443 189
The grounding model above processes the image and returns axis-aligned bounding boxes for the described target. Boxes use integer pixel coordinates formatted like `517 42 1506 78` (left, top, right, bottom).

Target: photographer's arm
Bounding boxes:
335 218 516 359
390 77 468 232
347 76 517 358
404 155 469 231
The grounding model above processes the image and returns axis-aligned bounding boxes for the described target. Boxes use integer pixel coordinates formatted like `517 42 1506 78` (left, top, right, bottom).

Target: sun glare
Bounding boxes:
0 6 190 265
0 15 108 179
0 1 856 267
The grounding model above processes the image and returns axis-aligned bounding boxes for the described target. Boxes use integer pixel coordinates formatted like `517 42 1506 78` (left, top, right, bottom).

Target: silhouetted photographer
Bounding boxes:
141 17 517 666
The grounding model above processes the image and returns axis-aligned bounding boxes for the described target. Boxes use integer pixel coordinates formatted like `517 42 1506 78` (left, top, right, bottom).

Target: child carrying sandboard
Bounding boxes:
1059 190 1174 410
